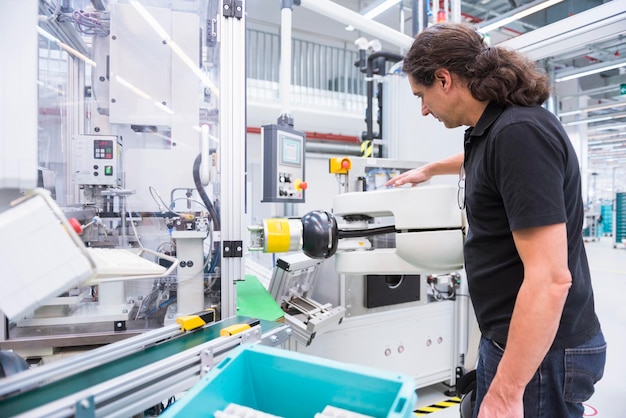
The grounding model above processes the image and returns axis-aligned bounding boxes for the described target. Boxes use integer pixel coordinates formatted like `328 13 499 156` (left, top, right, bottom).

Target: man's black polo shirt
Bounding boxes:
463 101 601 350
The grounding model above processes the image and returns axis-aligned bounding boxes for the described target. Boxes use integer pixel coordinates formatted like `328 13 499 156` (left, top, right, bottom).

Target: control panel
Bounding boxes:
72 135 122 186
262 124 307 203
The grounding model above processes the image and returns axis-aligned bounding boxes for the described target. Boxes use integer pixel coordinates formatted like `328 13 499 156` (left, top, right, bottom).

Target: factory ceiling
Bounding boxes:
39 1 626 175
250 0 626 173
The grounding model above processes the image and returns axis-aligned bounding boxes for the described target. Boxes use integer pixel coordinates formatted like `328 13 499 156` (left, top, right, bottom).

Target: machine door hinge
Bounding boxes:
223 0 243 19
223 240 243 257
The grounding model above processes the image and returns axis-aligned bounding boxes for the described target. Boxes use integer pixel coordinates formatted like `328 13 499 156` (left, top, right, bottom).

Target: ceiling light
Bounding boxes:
588 123 626 132
588 131 626 141
478 0 564 33
559 101 626 117
361 0 402 20
562 111 626 127
555 58 626 82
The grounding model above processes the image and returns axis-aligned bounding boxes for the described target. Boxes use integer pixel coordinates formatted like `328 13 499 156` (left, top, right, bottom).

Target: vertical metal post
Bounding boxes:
280 1 293 124
450 0 462 23
66 56 86 205
219 0 246 319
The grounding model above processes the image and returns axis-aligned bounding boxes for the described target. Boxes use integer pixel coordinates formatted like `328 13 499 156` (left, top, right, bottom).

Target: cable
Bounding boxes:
192 153 220 231
47 0 62 22
149 186 178 216
123 196 144 248
338 225 396 239
144 297 177 317
208 246 220 274
72 9 110 36
169 198 209 213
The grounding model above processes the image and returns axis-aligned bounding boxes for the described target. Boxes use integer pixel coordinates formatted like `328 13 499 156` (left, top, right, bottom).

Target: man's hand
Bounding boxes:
478 385 523 418
385 166 431 188
385 151 464 188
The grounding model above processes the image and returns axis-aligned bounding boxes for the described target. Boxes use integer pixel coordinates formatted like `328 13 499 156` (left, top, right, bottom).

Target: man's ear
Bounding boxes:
434 69 450 88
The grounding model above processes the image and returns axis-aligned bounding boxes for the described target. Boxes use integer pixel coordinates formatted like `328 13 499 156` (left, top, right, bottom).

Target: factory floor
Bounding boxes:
413 237 626 417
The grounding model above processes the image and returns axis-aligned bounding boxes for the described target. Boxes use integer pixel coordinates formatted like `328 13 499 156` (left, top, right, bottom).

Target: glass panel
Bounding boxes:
7 0 223 350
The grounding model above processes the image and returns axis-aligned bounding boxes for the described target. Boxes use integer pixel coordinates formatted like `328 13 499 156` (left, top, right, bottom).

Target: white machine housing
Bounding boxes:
333 185 465 275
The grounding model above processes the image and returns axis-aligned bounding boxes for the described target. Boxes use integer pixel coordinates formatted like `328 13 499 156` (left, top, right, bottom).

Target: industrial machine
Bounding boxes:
249 157 469 390
0 0 246 361
0 1 281 416
1 1 467 415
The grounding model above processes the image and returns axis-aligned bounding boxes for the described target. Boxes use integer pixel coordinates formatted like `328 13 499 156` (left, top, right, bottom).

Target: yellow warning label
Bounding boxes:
414 397 461 416
360 140 373 157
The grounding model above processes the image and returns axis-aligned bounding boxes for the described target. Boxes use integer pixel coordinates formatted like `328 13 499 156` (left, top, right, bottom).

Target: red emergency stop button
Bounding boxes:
329 157 352 174
294 179 308 191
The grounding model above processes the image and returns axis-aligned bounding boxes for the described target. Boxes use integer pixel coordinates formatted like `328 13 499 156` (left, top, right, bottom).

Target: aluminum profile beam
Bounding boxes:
499 0 626 61
0 322 290 417
298 0 415 50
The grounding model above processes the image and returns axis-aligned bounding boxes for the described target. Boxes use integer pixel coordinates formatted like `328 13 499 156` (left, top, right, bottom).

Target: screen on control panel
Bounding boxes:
280 134 302 166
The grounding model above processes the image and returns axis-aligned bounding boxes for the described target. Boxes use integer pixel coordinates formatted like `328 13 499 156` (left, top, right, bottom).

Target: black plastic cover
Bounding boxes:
301 210 338 259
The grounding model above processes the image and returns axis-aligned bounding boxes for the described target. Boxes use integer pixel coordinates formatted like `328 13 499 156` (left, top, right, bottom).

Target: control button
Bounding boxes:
294 179 307 191
329 157 352 174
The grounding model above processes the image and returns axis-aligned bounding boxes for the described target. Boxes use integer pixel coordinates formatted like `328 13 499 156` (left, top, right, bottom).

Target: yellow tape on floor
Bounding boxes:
414 397 461 416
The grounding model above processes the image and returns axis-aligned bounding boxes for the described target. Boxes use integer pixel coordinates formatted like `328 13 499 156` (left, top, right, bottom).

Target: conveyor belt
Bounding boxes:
0 316 283 417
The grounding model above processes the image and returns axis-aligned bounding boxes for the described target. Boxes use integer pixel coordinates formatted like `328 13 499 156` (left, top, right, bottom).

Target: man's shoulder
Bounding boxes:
492 105 556 132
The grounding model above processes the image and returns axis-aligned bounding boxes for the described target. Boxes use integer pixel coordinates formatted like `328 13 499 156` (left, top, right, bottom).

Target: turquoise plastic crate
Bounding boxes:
161 344 417 418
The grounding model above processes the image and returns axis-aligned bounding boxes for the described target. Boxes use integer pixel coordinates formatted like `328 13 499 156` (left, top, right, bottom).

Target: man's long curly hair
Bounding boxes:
403 23 551 106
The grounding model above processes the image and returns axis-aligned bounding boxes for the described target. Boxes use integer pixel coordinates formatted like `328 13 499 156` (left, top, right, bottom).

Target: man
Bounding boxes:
386 23 606 418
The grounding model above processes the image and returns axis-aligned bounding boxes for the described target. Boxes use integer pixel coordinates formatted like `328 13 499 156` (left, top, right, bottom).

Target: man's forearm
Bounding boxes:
490 275 571 394
426 151 464 177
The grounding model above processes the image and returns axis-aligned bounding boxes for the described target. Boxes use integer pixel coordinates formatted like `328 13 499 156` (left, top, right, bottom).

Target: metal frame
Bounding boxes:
298 0 414 50
219 0 247 319
0 320 291 418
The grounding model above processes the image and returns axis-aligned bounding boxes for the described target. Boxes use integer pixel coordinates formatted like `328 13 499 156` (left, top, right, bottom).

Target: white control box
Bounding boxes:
72 135 122 186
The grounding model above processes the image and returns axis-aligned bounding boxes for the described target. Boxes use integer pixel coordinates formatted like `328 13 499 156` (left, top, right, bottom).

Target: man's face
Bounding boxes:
408 75 460 129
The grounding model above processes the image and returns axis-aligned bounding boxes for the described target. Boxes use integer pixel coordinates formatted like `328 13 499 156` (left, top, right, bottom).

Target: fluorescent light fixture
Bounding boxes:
559 101 626 117
588 123 626 132
479 0 564 33
588 132 626 142
362 0 402 19
555 58 626 82
562 111 626 127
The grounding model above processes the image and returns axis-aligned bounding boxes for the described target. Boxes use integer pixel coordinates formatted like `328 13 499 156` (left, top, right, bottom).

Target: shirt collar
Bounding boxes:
468 101 505 138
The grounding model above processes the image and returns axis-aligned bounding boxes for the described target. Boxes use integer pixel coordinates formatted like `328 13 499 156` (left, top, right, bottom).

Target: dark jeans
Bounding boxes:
473 331 606 418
